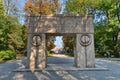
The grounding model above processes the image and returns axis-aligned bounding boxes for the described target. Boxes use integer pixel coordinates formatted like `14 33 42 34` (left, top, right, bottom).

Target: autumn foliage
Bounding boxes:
24 0 60 14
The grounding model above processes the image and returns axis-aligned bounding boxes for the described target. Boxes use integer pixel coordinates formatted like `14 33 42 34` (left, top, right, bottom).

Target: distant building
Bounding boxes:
50 47 63 54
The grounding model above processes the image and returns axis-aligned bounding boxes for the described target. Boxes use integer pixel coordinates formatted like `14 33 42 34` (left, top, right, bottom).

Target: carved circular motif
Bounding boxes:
79 34 92 46
32 35 41 47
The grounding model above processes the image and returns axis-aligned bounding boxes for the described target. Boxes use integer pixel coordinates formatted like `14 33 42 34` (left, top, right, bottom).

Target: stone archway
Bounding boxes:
26 14 95 70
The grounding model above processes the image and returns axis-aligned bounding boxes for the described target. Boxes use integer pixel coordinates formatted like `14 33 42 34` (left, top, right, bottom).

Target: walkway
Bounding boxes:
0 55 120 80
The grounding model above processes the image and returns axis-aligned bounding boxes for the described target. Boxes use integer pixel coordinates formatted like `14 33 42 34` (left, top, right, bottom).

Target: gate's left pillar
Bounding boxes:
27 34 46 70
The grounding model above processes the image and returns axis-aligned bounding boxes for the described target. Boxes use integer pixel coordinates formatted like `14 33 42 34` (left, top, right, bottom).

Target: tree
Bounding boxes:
3 0 22 17
0 0 4 15
46 36 55 51
64 0 120 57
62 36 75 53
0 15 24 52
0 0 25 54
24 0 60 14
3 0 24 24
0 0 7 50
63 0 99 14
94 0 120 57
7 21 25 52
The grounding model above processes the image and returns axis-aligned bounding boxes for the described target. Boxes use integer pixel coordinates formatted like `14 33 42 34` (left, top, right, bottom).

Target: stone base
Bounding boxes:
13 64 109 72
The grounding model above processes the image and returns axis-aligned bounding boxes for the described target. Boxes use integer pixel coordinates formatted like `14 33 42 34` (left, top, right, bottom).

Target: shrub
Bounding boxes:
66 53 74 57
47 51 52 57
0 50 16 60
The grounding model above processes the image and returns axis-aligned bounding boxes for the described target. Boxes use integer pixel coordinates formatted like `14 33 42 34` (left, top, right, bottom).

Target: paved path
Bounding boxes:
0 55 120 80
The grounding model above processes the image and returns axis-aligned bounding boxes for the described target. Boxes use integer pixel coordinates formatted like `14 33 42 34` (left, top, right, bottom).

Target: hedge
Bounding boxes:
0 50 16 60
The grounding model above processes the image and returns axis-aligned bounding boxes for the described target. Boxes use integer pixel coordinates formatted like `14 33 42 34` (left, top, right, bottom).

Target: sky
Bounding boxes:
19 0 64 48
19 0 25 7
54 36 63 48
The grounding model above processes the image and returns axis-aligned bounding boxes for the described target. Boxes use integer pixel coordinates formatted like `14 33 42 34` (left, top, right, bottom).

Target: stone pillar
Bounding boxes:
75 33 95 68
27 34 46 70
36 34 47 69
75 34 86 68
27 34 36 70
86 34 95 67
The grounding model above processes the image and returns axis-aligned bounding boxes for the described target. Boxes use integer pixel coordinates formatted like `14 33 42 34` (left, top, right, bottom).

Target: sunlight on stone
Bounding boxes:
47 28 56 33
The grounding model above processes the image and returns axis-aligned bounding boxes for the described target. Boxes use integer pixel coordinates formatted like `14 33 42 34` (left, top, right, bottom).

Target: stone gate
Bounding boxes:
26 14 95 70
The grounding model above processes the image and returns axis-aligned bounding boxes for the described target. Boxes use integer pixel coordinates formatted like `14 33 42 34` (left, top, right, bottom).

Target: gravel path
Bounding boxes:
0 56 120 80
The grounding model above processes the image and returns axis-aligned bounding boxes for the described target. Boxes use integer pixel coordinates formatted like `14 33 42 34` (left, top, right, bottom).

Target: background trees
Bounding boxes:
24 0 60 14
93 0 120 57
0 0 25 60
0 0 120 59
62 35 75 54
64 0 120 57
46 36 56 51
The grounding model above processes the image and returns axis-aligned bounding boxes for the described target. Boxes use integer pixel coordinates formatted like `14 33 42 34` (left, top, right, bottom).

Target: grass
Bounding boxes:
47 53 53 57
47 51 53 57
66 53 74 57
0 59 16 63
95 54 104 58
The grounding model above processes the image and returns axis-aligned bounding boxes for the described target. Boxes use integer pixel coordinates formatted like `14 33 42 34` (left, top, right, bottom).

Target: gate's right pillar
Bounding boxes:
75 33 95 68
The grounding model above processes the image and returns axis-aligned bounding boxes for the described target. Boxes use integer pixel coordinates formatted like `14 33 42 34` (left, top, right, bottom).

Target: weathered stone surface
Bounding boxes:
36 34 46 69
27 34 33 69
86 34 95 67
27 14 95 69
75 34 86 68
27 14 94 34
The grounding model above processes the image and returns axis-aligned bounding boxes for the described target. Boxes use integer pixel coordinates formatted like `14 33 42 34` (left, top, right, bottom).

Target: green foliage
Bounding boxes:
63 36 75 52
0 0 4 15
67 53 74 57
0 15 25 52
64 0 120 57
63 0 99 14
47 51 52 57
0 0 25 54
95 21 120 57
94 0 120 57
46 36 55 51
63 0 87 14
95 54 103 58
0 50 16 60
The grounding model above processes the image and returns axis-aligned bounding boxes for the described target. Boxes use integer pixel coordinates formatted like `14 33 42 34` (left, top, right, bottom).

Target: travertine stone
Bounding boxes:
27 14 94 34
29 46 36 69
27 14 95 69
27 34 33 68
36 34 46 69
86 34 95 67
75 34 86 68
